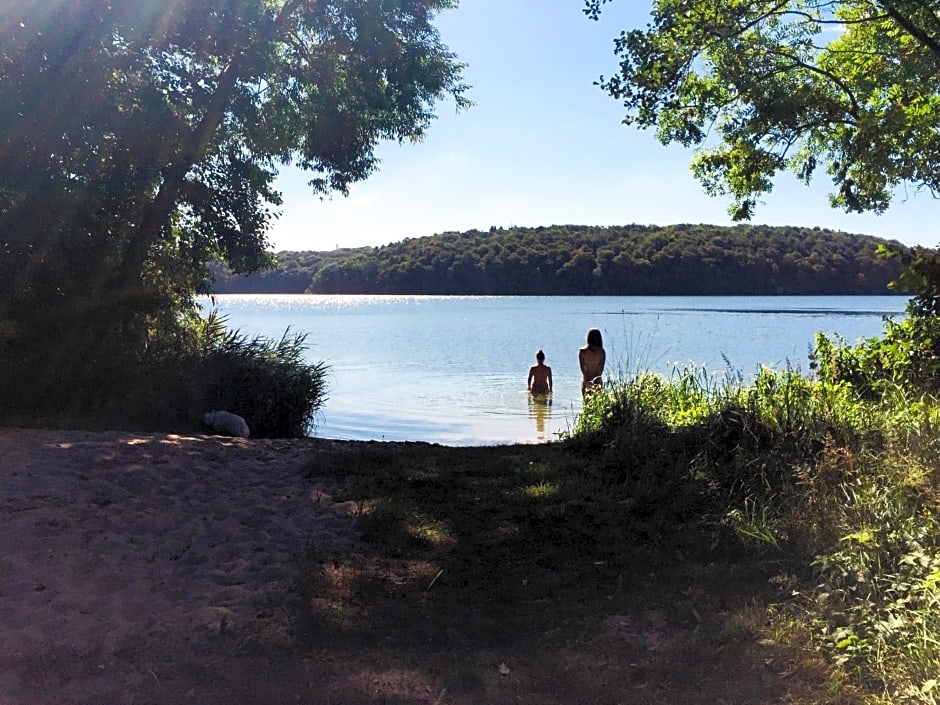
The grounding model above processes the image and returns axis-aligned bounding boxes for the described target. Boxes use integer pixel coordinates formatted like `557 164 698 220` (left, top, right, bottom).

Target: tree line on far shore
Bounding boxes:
211 223 907 296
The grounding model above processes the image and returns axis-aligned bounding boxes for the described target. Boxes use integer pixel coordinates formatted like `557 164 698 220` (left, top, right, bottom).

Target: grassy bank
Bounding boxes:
572 362 939 703
292 442 822 704
290 357 938 704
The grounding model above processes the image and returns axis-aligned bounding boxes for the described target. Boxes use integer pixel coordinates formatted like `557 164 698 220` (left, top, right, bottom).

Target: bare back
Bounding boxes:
579 345 605 395
528 363 552 393
579 346 605 380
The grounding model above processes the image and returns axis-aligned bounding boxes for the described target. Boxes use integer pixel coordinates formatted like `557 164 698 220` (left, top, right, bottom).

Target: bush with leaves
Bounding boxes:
191 312 328 438
0 310 328 438
573 357 940 700
812 311 940 398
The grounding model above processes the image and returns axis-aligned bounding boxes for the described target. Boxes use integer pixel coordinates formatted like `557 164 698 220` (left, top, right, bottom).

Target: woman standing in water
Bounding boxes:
527 350 553 395
579 328 605 397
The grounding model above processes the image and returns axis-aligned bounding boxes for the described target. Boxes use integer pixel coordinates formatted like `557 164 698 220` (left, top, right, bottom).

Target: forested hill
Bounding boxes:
211 223 907 295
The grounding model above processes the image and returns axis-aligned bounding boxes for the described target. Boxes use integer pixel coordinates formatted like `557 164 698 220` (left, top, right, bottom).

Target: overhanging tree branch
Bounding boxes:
117 0 313 293
881 1 940 58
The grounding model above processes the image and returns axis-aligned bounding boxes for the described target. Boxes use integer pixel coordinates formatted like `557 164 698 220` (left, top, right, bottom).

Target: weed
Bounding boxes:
567 347 940 702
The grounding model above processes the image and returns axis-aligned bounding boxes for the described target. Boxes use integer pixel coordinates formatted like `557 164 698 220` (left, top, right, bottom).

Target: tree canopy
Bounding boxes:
0 0 467 343
211 223 905 295
584 0 940 221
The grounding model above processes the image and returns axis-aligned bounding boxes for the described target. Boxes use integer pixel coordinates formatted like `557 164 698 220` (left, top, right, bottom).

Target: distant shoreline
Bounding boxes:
210 223 906 297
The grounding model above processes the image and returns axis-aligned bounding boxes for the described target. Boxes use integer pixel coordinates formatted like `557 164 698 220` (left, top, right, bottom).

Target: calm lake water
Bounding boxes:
201 295 908 445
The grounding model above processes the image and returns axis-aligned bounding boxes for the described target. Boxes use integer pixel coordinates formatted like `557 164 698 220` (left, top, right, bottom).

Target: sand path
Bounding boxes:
0 428 360 704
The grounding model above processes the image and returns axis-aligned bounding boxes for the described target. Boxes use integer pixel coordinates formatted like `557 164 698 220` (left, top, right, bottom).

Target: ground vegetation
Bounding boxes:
564 310 940 701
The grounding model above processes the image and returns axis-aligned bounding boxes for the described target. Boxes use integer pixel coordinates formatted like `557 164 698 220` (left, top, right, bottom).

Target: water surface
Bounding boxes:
202 295 907 445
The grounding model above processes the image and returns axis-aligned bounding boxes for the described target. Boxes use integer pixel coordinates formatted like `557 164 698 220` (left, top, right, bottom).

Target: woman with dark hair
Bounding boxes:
578 328 605 397
527 349 553 395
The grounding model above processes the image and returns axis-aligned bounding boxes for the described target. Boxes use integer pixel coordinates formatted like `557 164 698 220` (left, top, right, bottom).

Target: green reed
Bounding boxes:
572 363 940 703
0 308 328 438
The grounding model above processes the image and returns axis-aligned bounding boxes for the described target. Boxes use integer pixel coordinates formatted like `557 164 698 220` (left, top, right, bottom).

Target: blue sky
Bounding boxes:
267 0 938 253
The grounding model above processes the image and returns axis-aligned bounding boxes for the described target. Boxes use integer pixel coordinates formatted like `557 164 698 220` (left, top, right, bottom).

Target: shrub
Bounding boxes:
812 311 940 398
0 309 328 438
571 348 940 701
192 314 329 437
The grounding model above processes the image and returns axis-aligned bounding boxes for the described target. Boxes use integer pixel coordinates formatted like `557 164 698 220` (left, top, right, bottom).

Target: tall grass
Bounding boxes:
571 358 940 702
0 309 328 437
186 311 329 437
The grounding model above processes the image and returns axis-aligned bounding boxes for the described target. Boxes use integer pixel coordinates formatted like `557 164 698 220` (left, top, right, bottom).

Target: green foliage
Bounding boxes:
571 372 673 465
191 312 329 438
812 503 940 701
881 244 940 318
212 223 905 295
585 1 940 221
571 365 859 517
573 324 940 700
0 310 328 438
813 316 940 397
802 316 940 698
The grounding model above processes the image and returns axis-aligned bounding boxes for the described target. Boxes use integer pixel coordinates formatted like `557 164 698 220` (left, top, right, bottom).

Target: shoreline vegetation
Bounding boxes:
5 338 938 703
210 224 906 296
5 315 939 703
5 220 938 701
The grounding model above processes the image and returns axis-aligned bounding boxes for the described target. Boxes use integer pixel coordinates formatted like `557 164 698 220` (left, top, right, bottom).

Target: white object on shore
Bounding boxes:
202 410 250 438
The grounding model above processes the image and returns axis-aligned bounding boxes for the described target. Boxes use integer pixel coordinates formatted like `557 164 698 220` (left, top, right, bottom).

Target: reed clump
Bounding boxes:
0 309 328 438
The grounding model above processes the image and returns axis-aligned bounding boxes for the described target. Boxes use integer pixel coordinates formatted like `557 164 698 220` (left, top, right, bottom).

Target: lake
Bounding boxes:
201 294 908 445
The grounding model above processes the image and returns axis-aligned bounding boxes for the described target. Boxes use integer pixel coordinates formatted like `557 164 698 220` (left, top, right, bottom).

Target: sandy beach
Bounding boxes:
0 428 362 705
0 426 827 705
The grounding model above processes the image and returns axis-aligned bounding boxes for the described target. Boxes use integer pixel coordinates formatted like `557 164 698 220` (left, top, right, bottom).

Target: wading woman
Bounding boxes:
578 328 605 397
527 350 553 395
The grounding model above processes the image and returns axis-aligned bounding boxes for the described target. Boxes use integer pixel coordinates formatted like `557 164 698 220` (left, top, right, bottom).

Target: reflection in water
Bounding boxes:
527 392 553 441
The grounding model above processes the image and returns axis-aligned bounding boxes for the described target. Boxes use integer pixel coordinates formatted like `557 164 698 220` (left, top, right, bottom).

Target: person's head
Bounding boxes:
586 328 603 348
536 350 545 363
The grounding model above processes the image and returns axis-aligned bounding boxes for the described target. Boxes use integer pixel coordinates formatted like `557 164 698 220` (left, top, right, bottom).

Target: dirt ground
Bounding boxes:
0 428 836 705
